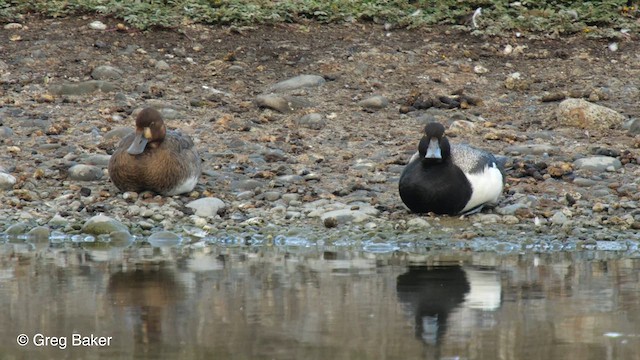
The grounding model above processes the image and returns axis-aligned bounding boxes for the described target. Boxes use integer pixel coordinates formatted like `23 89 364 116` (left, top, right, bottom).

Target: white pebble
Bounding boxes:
89 21 107 30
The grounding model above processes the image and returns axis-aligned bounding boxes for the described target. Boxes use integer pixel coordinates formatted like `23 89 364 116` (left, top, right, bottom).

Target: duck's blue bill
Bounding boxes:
127 132 148 155
425 138 442 159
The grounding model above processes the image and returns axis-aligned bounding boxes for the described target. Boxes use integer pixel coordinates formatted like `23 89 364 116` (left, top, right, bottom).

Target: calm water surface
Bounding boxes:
0 236 639 359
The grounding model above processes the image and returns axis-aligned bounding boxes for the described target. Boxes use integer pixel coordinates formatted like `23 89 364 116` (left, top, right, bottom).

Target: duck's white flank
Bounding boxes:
166 174 199 196
460 162 503 213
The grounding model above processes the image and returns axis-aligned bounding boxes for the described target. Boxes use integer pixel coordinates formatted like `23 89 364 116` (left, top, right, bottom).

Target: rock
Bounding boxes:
263 191 281 201
82 214 129 235
0 126 13 138
473 65 489 74
89 21 107 30
68 164 103 181
104 127 134 140
231 179 263 192
358 95 389 109
147 231 182 247
4 23 23 30
504 72 529 90
155 60 171 71
504 144 559 155
556 98 625 131
627 118 640 135
321 209 371 227
27 226 50 241
407 218 431 229
0 172 16 190
185 197 226 217
269 74 325 92
5 222 29 235
49 80 117 95
255 94 312 113
573 156 622 172
84 154 112 166
48 214 69 228
297 113 326 130
91 65 123 80
550 211 569 225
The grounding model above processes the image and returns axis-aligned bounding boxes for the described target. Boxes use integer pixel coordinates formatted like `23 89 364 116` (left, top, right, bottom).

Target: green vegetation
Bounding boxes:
0 0 637 35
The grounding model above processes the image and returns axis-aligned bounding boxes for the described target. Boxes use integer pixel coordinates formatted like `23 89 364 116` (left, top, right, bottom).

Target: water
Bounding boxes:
1 238 639 359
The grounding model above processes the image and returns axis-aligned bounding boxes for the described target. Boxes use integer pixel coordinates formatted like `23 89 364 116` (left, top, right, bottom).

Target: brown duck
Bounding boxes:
108 108 201 195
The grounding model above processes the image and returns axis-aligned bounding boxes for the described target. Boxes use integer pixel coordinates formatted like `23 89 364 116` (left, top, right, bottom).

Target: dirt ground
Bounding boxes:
2 16 640 240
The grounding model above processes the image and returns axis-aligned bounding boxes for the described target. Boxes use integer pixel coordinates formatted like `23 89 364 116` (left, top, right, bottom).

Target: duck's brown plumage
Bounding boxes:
108 108 201 196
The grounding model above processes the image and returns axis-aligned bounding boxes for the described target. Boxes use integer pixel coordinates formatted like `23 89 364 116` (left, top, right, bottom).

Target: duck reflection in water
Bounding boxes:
396 265 502 347
108 267 184 351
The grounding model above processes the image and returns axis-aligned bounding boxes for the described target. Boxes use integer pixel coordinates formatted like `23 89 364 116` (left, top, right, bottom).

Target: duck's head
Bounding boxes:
418 122 450 163
127 108 167 155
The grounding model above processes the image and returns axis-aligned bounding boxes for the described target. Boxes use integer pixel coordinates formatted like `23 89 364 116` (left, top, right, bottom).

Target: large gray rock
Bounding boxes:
556 98 624 131
82 214 129 235
186 197 226 217
269 75 325 92
574 156 622 172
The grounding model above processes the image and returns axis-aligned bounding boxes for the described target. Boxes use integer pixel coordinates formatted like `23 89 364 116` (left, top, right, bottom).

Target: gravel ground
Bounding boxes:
2 17 640 248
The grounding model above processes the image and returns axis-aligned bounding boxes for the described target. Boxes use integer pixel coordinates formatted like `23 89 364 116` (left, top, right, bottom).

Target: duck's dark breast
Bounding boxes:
399 161 472 215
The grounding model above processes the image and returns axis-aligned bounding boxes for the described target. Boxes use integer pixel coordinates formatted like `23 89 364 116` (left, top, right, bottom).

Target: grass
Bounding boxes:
0 0 637 35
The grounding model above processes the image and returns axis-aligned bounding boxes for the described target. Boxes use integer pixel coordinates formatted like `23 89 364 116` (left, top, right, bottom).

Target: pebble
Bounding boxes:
231 179 263 192
0 172 16 190
556 98 625 131
0 126 13 138
82 214 129 235
263 191 281 201
147 231 182 247
297 113 326 130
255 94 312 113
504 144 559 155
4 23 23 30
321 209 372 228
91 65 123 80
84 154 112 166
155 60 171 71
407 218 431 229
4 222 28 235
27 226 50 241
48 214 69 228
89 21 107 30
49 80 117 95
268 74 326 92
550 211 569 225
104 127 133 140
68 164 103 181
573 156 622 172
186 197 226 217
357 95 389 109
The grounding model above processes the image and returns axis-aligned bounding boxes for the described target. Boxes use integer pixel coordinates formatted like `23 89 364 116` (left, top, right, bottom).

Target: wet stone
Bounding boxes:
186 197 226 217
148 231 182 247
4 222 29 235
82 214 129 235
27 226 50 241
269 74 326 92
48 214 69 228
68 164 103 181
